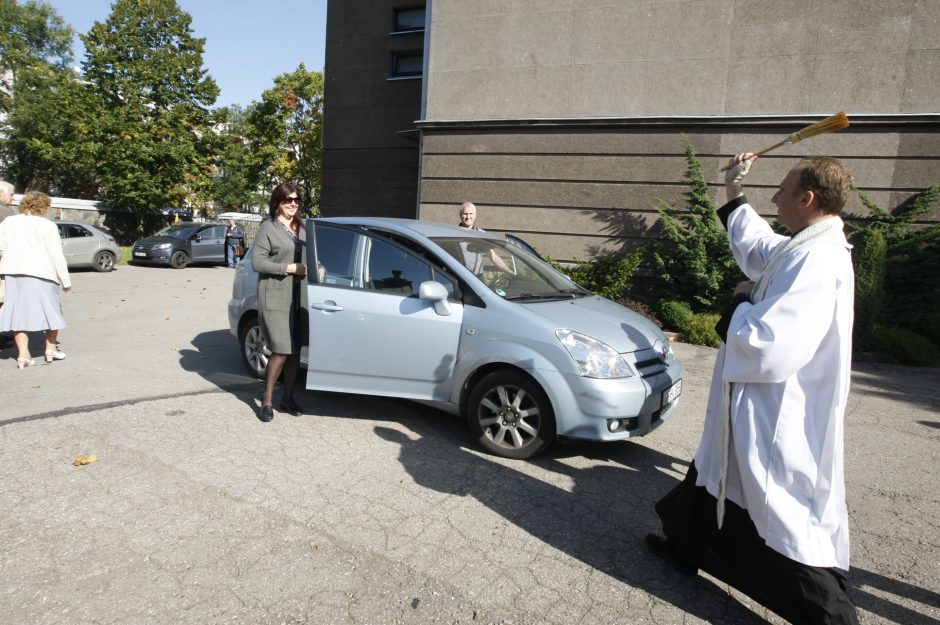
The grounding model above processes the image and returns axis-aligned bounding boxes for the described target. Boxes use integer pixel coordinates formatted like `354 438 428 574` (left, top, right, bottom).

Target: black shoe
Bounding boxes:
278 397 302 416
258 404 274 422
645 534 698 577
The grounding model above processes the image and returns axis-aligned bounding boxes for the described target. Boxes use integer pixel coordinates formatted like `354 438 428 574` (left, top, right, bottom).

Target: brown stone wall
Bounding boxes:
417 118 939 262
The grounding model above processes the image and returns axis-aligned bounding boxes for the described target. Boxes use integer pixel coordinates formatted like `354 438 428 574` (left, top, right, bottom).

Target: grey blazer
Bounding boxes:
252 218 307 353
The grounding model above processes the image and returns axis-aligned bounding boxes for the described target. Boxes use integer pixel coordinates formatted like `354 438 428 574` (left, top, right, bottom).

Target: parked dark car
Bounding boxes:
155 207 194 220
53 219 120 272
131 222 226 268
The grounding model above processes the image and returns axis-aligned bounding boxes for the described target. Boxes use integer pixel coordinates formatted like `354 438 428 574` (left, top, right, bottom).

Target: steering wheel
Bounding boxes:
487 274 513 291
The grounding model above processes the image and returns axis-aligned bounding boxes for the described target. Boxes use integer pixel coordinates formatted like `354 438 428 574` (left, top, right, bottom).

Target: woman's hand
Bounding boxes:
288 263 307 276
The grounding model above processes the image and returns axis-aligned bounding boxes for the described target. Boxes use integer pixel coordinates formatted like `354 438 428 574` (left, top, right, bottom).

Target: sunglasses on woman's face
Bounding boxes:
281 196 299 205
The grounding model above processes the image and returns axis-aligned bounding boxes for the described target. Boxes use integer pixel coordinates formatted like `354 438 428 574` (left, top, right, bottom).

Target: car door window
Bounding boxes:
314 226 360 287
205 226 226 240
62 224 91 238
365 238 429 295
364 237 457 298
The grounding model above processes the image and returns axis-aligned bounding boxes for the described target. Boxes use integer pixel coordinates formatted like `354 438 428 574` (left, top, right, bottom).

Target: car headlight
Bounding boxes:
152 243 171 250
555 329 633 378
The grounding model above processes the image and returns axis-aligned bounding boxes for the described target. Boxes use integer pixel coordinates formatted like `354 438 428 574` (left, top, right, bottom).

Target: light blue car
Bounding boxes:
229 218 682 459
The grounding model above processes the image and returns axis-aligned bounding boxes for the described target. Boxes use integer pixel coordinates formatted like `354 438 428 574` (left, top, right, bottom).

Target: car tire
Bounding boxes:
92 251 116 272
239 316 269 380
170 250 189 269
467 369 556 459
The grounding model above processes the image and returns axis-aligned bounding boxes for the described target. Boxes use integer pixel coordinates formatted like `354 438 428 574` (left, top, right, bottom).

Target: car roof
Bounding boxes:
313 217 499 240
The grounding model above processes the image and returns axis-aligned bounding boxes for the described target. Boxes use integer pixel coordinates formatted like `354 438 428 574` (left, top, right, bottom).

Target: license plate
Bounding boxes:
134 252 146 257
662 380 682 407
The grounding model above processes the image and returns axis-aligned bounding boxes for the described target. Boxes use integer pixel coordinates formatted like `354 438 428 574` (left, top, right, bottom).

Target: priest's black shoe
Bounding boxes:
278 397 302 416
258 404 274 422
645 534 698 577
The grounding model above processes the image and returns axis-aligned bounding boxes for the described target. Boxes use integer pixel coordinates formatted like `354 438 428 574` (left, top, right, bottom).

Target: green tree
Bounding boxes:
2 66 101 196
652 139 744 311
853 185 940 348
211 104 263 210
245 64 324 214
0 0 73 116
80 0 219 218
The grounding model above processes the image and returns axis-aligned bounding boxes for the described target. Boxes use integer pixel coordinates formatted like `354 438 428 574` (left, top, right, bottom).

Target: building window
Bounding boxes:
392 7 425 34
389 51 423 79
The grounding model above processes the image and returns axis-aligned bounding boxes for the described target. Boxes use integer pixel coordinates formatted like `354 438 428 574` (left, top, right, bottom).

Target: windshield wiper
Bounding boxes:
505 292 577 301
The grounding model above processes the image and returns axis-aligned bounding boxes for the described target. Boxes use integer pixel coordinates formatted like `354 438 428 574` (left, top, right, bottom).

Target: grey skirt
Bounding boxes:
0 275 67 332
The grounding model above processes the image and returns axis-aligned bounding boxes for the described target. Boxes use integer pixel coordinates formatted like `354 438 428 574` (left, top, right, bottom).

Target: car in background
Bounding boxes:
229 218 683 459
155 207 194 220
54 220 120 272
131 222 226 268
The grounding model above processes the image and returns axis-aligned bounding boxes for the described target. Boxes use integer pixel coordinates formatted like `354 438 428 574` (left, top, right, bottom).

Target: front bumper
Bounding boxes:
532 363 684 442
131 250 172 264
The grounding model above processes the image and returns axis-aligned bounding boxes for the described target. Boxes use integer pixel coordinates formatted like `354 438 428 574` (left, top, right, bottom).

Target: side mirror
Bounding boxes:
418 281 452 316
193 234 202 241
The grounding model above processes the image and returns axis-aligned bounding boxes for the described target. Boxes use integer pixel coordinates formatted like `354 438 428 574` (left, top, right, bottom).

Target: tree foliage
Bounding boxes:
0 0 73 116
2 66 100 196
852 185 940 353
80 0 219 215
245 64 324 215
652 139 744 311
210 104 261 210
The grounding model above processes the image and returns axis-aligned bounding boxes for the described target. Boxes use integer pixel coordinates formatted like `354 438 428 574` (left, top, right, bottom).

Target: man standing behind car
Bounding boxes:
647 154 859 625
225 219 245 268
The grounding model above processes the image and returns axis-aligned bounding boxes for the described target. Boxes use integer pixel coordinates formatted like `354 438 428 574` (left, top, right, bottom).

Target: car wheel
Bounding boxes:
93 251 116 272
170 250 189 269
239 316 269 379
467 370 556 459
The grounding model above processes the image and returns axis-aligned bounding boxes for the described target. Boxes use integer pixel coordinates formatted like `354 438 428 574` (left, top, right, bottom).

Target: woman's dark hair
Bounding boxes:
268 182 301 221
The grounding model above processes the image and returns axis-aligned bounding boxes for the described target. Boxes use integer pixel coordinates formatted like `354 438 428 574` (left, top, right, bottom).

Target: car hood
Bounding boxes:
519 296 664 353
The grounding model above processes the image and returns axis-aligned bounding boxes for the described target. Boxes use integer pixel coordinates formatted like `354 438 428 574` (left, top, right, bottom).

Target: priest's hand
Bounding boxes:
725 153 757 200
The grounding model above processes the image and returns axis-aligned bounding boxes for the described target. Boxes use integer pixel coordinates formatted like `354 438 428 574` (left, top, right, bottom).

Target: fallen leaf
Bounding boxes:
73 454 98 466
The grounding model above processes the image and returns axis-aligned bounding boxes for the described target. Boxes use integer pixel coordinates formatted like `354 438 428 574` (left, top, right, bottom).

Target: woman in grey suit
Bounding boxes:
252 183 307 422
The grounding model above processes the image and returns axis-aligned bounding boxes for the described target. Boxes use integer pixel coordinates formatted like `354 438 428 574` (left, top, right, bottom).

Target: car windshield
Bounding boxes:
154 224 201 239
432 236 589 301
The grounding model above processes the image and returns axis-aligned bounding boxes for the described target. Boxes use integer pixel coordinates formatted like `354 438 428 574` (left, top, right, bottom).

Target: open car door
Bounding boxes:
304 220 464 401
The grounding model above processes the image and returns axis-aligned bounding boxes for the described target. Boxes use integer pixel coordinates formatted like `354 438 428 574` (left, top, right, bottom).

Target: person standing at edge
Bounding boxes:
646 153 859 625
0 181 15 222
252 183 307 422
225 219 245 268
0 191 72 368
0 181 16 349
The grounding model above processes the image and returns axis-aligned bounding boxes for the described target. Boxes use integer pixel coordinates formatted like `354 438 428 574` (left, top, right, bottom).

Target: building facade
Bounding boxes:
322 0 939 261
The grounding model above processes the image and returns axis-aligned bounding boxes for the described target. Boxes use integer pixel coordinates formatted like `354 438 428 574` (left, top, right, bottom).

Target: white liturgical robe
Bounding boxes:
694 201 855 570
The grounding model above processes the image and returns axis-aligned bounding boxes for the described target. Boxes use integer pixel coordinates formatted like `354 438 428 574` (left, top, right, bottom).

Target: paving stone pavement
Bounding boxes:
1 265 937 625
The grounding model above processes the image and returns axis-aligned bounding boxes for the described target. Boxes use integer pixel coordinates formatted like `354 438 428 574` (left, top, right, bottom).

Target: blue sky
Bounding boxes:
43 0 327 109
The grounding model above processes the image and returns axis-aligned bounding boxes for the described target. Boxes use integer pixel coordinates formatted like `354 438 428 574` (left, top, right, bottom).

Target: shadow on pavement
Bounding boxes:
371 410 772 624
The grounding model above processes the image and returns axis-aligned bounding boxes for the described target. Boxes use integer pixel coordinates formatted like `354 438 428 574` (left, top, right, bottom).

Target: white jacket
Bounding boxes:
0 214 71 288
694 202 854 570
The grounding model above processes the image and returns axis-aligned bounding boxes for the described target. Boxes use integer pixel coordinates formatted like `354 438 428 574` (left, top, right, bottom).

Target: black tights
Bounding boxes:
262 352 300 406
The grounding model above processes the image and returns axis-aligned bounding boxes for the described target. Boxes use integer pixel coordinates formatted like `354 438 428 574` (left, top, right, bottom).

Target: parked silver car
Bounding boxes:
229 218 683 459
54 220 120 272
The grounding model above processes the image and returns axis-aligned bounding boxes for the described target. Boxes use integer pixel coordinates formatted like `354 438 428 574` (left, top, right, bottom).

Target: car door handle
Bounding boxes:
311 302 343 312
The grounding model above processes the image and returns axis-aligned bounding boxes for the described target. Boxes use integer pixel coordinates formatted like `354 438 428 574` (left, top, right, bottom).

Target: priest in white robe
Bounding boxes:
647 154 860 625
